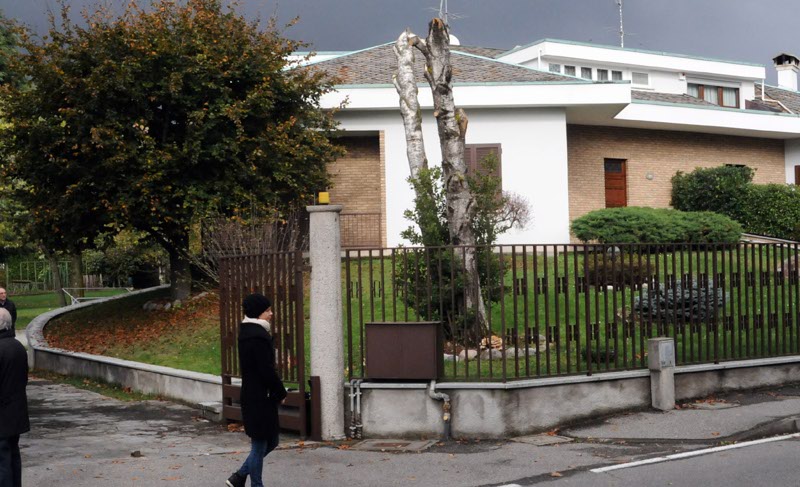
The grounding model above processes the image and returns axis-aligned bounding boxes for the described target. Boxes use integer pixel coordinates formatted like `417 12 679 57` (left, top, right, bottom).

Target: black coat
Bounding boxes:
238 322 287 440
0 328 29 438
0 299 16 326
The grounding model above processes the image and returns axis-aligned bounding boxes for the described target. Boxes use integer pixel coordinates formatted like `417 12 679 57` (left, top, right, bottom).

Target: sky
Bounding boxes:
1 0 796 83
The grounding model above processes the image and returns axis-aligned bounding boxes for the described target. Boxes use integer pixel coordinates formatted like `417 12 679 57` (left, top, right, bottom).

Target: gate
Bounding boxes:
219 251 313 438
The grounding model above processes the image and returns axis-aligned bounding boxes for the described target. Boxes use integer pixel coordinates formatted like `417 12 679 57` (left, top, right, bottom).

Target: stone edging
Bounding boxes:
26 285 225 406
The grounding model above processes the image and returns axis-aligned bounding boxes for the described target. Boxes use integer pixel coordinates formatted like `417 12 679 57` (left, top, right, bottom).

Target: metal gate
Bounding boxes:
219 251 315 438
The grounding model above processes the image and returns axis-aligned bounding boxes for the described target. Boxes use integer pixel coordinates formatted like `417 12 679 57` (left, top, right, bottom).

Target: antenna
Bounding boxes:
617 0 625 48
439 0 448 25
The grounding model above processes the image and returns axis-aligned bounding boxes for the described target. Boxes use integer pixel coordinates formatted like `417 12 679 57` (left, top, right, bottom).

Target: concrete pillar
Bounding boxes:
648 337 675 411
307 204 346 440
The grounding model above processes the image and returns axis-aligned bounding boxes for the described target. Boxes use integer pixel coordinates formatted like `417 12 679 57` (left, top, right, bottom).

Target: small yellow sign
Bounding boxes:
318 192 330 204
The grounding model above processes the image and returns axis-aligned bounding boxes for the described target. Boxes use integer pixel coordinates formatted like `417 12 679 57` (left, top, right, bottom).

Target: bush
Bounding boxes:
671 166 800 240
671 165 753 216
737 184 800 240
584 252 647 288
570 207 742 245
633 279 728 324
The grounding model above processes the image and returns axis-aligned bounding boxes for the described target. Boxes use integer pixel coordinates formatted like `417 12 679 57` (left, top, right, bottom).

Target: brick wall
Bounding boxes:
327 134 386 246
567 125 785 221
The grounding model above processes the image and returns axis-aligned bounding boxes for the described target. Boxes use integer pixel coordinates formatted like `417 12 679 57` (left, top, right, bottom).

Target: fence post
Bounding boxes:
648 337 676 411
307 204 346 440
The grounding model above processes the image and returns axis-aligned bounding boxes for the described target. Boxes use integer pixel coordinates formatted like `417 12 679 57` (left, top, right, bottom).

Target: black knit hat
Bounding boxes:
243 293 272 319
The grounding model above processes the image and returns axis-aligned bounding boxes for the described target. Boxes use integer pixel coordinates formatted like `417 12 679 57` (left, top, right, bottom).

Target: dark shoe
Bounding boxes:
226 472 246 487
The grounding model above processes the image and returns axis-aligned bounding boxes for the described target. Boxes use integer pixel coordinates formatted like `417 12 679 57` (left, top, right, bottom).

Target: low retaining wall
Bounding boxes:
26 286 223 406
349 357 800 439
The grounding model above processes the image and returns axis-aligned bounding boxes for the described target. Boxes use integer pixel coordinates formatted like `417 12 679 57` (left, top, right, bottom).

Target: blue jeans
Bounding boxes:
0 435 21 487
236 434 279 487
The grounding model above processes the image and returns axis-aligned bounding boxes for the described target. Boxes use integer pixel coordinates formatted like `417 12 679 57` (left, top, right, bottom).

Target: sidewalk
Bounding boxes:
20 377 800 486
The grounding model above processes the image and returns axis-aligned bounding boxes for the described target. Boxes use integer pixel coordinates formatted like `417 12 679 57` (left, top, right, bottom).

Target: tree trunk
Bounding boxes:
393 30 429 180
43 247 67 307
168 248 192 301
412 19 488 340
69 253 84 297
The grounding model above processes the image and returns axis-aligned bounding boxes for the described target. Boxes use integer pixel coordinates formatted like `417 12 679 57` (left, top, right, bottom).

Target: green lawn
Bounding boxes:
44 288 222 375
12 289 129 329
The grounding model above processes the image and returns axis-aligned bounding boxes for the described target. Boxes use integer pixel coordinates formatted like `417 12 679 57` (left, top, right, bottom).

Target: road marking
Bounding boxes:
591 432 800 473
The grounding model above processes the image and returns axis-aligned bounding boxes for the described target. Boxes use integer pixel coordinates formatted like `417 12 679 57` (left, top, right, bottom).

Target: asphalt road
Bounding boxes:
21 376 800 486
551 437 800 487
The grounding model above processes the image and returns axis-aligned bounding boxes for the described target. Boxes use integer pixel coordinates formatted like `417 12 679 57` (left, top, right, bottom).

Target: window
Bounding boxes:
688 83 740 108
632 72 649 86
597 69 609 81
465 144 502 190
581 67 592 79
549 63 561 73
564 65 576 76
612 70 623 81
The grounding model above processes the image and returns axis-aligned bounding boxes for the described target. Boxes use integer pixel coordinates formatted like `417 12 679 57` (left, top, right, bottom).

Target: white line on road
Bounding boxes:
591 432 800 473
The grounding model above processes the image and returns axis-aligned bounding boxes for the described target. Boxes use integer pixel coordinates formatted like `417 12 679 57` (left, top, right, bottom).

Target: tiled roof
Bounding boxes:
631 91 718 106
310 43 583 86
451 45 506 58
756 84 800 114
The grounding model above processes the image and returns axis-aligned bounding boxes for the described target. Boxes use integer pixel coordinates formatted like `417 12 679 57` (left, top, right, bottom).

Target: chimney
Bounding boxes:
773 53 800 91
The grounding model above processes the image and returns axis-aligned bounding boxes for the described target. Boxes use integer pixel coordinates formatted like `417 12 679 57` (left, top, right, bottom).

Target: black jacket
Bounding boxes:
238 322 287 440
0 299 16 326
0 328 29 438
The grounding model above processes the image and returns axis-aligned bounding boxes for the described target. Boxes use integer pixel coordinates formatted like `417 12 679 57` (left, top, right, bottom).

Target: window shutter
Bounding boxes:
465 144 502 190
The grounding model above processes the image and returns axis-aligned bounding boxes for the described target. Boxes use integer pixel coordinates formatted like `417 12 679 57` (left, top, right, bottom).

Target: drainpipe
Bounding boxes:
354 379 363 439
348 379 364 439
428 380 451 440
348 379 357 439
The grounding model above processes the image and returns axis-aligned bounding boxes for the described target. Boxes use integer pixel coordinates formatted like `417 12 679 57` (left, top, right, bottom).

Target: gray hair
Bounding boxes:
0 308 11 331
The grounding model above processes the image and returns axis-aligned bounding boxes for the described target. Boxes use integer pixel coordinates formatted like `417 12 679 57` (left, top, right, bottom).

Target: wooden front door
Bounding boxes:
795 165 800 185
604 159 627 207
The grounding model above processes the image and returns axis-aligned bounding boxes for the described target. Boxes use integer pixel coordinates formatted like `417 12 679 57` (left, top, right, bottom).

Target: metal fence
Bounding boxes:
343 243 800 381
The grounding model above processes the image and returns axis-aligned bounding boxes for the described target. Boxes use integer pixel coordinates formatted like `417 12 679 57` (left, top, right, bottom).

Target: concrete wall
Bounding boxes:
352 357 800 439
335 107 571 246
27 286 222 407
567 124 786 223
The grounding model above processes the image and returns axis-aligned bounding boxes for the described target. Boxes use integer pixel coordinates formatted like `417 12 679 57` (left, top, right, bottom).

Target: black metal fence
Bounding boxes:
344 243 800 381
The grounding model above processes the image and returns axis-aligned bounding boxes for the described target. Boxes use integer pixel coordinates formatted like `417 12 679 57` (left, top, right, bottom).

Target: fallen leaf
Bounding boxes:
550 471 563 477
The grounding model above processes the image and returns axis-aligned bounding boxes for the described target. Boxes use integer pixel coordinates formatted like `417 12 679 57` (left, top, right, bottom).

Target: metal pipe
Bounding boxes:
354 379 363 439
428 380 451 440
348 379 358 439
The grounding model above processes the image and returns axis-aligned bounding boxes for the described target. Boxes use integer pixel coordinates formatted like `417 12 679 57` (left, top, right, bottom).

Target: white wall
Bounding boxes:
785 139 800 183
334 108 571 246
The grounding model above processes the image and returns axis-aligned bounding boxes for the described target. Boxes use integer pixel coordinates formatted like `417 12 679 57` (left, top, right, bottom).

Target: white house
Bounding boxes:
306 38 800 247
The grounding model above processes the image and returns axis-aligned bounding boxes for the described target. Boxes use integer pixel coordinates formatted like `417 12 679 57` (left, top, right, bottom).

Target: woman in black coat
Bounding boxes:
0 307 28 487
226 294 287 487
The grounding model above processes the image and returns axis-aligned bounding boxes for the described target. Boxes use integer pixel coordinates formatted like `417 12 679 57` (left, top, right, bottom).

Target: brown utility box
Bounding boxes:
365 321 444 380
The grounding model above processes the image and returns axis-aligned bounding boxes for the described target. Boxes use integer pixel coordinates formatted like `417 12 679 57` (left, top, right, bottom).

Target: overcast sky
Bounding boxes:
1 0 796 83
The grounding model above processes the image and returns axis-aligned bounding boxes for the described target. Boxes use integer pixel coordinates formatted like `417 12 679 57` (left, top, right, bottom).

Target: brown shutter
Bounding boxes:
465 144 502 189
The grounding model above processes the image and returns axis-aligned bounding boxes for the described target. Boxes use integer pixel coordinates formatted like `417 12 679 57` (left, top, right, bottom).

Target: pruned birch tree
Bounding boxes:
393 18 489 341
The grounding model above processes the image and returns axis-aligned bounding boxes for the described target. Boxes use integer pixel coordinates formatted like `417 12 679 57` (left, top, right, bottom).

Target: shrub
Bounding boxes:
584 252 647 288
737 184 800 240
671 166 800 240
633 279 728 324
570 207 742 245
671 165 753 216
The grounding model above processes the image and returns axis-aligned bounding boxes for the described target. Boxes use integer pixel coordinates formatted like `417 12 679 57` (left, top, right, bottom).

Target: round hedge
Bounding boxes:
570 207 742 244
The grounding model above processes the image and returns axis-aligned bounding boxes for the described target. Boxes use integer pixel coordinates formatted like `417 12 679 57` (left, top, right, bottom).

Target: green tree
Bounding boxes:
1 0 342 299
